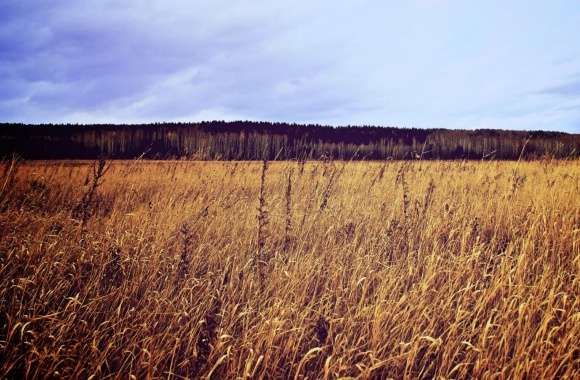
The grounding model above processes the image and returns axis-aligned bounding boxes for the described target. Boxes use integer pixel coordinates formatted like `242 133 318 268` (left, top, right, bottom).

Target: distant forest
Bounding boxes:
0 121 578 160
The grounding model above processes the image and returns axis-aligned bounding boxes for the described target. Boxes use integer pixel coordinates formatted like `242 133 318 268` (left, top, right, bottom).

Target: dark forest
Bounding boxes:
1 121 578 160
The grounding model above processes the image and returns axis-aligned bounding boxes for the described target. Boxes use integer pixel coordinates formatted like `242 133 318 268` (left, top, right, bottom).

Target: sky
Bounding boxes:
1 1 579 132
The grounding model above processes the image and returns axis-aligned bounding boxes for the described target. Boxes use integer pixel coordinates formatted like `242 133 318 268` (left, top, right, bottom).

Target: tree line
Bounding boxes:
0 121 578 160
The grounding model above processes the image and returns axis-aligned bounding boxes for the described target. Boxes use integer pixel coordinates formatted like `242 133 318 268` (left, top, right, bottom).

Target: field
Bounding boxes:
0 159 578 379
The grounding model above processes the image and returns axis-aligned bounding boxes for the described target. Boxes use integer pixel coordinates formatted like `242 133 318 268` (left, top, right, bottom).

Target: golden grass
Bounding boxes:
0 159 578 379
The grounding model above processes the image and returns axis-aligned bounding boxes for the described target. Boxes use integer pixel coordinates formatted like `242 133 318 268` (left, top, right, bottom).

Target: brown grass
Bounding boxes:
0 159 578 379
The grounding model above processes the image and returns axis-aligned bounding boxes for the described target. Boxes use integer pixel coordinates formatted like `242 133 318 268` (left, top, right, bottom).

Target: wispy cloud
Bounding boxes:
538 78 580 98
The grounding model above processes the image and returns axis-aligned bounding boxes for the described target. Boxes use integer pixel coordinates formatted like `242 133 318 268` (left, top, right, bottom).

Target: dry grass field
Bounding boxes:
0 159 578 379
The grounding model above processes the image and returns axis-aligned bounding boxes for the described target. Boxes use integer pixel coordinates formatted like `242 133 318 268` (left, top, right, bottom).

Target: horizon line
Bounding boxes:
0 120 577 135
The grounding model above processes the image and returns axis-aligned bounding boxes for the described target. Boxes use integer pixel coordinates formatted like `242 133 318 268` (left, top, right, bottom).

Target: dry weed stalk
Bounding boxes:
73 158 109 225
420 179 435 220
319 167 337 212
396 163 411 221
101 245 123 290
174 222 192 287
283 168 293 252
0 155 20 208
191 293 222 377
255 159 269 282
368 163 387 190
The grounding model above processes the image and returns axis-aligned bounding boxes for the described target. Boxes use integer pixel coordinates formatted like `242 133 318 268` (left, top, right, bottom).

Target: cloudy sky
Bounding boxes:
1 0 579 132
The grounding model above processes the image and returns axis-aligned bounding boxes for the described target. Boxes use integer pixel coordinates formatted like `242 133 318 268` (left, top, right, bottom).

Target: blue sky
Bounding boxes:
1 0 579 132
